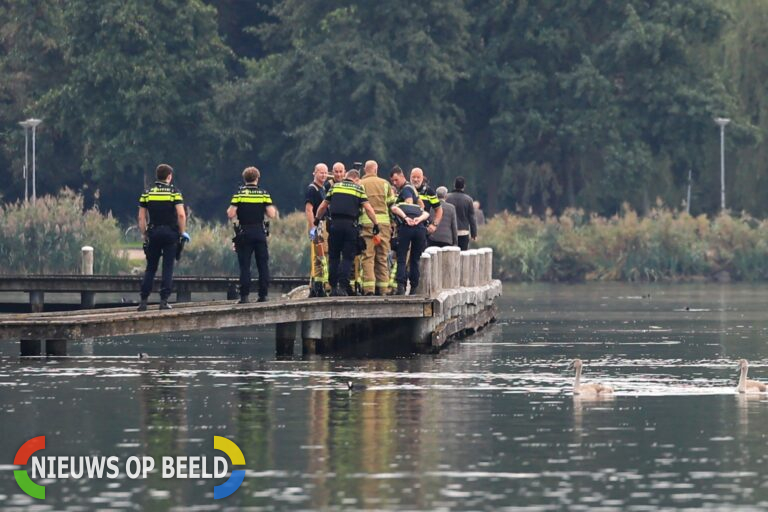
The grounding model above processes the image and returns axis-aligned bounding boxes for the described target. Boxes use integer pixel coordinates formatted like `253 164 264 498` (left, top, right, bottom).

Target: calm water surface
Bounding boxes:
2 283 768 510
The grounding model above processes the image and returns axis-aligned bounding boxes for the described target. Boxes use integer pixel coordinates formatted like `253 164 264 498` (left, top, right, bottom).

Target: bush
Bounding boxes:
0 189 128 274
177 211 309 276
481 206 768 282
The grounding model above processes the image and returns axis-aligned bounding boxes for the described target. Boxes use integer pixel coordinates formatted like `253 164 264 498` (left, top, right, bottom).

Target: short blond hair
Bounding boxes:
243 166 260 183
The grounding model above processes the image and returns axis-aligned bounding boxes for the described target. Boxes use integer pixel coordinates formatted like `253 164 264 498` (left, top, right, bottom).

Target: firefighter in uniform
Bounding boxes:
391 199 430 295
227 166 277 303
314 169 379 296
305 163 328 297
359 160 395 295
137 164 188 311
410 167 443 237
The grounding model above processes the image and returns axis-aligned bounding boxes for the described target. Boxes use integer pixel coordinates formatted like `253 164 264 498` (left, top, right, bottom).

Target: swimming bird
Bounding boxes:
736 359 766 393
570 358 613 396
347 381 367 391
138 353 149 360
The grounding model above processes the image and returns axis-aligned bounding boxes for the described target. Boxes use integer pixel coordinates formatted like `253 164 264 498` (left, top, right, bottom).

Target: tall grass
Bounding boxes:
481 206 768 282
0 189 128 274
178 211 309 276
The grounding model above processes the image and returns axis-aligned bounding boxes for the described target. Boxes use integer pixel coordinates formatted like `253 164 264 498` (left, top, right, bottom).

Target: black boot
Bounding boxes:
331 286 348 297
159 299 172 310
396 284 406 295
257 296 268 303
312 282 326 298
137 299 148 312
238 296 249 304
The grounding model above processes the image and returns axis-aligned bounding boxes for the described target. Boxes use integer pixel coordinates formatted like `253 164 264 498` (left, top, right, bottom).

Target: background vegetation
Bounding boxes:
1 1 767 221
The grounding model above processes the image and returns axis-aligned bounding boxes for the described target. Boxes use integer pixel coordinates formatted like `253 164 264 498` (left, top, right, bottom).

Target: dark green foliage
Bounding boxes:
0 1 765 221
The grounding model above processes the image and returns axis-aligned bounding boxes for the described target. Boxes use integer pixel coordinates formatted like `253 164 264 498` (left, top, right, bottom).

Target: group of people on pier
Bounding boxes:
305 161 479 298
135 161 479 309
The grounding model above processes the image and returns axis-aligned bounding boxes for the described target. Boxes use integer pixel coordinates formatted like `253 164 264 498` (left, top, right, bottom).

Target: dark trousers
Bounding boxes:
140 225 179 300
328 219 359 288
458 235 470 251
236 229 270 298
428 240 452 248
396 224 427 288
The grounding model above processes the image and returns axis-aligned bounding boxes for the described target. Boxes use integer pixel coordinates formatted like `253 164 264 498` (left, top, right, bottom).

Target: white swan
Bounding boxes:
571 358 613 396
736 359 766 393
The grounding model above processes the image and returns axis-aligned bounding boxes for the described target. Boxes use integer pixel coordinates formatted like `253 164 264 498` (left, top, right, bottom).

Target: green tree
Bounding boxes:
38 0 232 218
222 0 471 203
464 0 737 216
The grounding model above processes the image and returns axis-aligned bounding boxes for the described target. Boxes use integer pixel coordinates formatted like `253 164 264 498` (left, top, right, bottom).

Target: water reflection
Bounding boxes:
4 283 768 509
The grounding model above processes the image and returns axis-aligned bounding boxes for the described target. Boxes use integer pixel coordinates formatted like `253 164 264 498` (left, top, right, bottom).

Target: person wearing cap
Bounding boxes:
314 169 379 296
137 163 188 311
227 166 278 304
359 160 395 296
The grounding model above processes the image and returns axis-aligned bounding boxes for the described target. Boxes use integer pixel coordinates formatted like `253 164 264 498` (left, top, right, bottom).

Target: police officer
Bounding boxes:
389 165 423 207
227 166 277 303
410 167 443 236
305 163 329 297
314 169 379 296
390 200 430 295
137 163 188 311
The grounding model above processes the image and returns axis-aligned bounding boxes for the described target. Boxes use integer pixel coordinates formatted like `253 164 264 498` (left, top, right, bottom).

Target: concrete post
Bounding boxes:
29 291 44 313
431 248 443 294
484 248 493 283
301 320 323 355
81 246 94 274
20 340 42 357
415 253 432 296
470 250 481 284
80 246 96 309
46 339 67 357
460 252 472 287
275 322 296 356
443 247 461 289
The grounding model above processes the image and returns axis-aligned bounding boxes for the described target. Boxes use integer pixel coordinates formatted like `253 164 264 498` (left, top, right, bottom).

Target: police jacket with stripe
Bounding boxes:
139 181 184 228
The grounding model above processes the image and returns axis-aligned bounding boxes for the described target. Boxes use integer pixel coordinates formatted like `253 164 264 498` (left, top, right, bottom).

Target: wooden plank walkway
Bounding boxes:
0 296 433 342
0 275 306 293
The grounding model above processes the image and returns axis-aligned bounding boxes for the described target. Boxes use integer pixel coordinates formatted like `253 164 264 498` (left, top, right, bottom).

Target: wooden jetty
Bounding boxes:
0 248 501 356
0 275 307 311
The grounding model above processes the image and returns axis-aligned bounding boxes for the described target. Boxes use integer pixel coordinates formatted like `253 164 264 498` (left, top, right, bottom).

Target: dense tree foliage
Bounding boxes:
0 1 764 220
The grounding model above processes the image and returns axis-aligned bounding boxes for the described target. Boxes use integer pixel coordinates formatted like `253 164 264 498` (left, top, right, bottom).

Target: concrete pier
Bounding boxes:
4 248 500 357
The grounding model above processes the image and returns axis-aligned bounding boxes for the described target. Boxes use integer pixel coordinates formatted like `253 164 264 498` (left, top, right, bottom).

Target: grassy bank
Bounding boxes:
481 206 768 282
0 190 128 274
4 191 767 282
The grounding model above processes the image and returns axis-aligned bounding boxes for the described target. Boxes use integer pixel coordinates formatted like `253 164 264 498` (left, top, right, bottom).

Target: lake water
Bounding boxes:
2 282 768 510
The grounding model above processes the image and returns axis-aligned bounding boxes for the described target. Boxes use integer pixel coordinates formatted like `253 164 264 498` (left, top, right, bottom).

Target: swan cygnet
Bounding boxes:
736 359 767 393
570 358 613 396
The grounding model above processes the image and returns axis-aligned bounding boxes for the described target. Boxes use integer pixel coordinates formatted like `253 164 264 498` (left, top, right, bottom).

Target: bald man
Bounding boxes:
358 159 396 295
305 163 329 296
410 168 443 235
325 162 346 192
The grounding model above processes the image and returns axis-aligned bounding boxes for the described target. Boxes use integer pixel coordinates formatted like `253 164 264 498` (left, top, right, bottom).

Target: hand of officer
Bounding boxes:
181 231 191 242
372 224 380 236
309 227 317 241
313 217 320 227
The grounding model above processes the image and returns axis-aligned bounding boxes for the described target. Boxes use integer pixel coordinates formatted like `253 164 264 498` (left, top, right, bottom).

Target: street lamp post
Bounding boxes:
19 118 42 203
714 117 730 211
